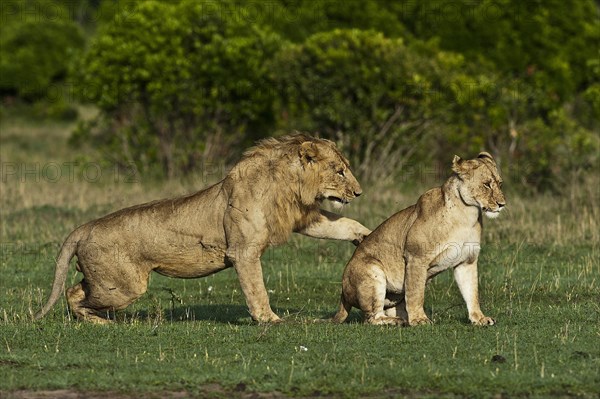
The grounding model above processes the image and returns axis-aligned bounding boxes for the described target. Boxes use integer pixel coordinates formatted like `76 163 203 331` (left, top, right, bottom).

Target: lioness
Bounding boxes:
332 152 505 326
35 134 371 324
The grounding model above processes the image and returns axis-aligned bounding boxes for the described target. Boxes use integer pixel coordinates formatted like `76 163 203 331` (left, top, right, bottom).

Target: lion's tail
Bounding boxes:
331 293 352 324
34 227 85 320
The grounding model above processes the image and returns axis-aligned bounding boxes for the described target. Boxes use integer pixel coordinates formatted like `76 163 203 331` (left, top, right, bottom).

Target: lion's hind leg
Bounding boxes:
68 253 153 323
67 272 149 324
66 281 112 324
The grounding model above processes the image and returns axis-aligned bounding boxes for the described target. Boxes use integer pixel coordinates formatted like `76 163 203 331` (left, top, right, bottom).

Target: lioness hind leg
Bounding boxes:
66 281 112 324
384 294 408 324
357 266 405 326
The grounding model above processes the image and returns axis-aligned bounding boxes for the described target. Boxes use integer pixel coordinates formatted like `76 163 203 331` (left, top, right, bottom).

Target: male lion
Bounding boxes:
332 152 505 326
35 134 371 324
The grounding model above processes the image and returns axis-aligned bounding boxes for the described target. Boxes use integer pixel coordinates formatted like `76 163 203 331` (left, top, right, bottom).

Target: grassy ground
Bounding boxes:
0 117 599 398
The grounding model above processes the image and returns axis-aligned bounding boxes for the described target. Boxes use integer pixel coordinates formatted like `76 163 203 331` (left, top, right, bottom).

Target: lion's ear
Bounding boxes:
299 141 319 165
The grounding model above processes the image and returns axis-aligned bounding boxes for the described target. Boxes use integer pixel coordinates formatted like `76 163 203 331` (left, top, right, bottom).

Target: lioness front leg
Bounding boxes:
299 210 371 245
404 256 432 326
454 261 495 326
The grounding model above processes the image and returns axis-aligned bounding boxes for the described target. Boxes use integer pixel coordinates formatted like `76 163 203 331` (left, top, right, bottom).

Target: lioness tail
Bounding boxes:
331 293 351 324
34 228 84 320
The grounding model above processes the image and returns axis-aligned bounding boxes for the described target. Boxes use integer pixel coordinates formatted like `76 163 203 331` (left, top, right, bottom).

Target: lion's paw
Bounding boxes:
254 311 283 324
352 227 372 246
472 316 496 326
257 317 283 325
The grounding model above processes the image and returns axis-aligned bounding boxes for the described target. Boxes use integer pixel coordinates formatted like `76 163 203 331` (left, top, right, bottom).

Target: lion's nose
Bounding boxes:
497 201 505 208
354 189 362 197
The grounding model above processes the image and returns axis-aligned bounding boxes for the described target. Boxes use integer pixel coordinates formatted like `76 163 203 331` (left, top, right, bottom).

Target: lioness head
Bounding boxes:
452 152 506 218
298 139 362 208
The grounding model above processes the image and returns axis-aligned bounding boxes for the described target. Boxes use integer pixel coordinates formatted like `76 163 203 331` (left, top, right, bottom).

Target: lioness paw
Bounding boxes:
366 315 407 326
409 316 432 326
472 316 496 326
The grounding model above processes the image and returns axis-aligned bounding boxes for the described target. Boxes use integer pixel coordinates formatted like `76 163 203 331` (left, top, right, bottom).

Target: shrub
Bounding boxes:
74 0 283 177
272 29 463 182
68 0 597 189
272 28 598 189
0 18 84 100
265 0 408 42
390 0 600 101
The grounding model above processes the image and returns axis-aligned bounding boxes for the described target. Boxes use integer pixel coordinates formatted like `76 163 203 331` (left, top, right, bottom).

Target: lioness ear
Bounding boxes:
452 155 464 174
299 141 319 165
452 155 479 175
478 151 495 164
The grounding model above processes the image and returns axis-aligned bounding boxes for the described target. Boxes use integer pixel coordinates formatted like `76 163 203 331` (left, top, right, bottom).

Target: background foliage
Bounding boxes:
0 0 85 119
71 0 282 177
1 0 599 187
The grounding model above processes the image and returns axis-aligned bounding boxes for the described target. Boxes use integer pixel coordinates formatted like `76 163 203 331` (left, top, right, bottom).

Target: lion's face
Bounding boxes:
299 140 362 207
452 152 506 218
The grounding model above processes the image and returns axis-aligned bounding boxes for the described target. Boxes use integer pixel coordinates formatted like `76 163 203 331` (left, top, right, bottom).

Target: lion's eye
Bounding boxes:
337 170 345 177
483 182 491 189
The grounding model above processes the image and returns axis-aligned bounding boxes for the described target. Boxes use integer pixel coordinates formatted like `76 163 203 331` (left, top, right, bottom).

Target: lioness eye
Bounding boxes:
484 182 491 189
337 170 345 177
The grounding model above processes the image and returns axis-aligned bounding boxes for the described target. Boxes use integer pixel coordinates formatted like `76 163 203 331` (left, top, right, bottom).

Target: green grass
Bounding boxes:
0 117 599 398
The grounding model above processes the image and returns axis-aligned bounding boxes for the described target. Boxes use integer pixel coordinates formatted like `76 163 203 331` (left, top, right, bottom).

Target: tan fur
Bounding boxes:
333 152 505 326
35 134 371 324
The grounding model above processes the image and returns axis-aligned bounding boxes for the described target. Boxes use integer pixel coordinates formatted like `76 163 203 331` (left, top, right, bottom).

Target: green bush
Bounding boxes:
63 0 598 188
272 26 598 189
389 0 599 101
272 29 457 182
0 18 84 100
263 0 408 42
0 0 85 121
74 0 283 177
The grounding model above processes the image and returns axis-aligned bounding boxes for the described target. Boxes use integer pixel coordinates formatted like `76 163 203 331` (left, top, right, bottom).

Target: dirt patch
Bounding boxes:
1 386 314 399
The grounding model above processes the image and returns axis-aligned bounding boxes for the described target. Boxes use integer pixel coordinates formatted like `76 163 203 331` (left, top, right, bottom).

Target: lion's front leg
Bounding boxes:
224 210 282 324
298 210 371 245
225 243 281 324
454 260 495 326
